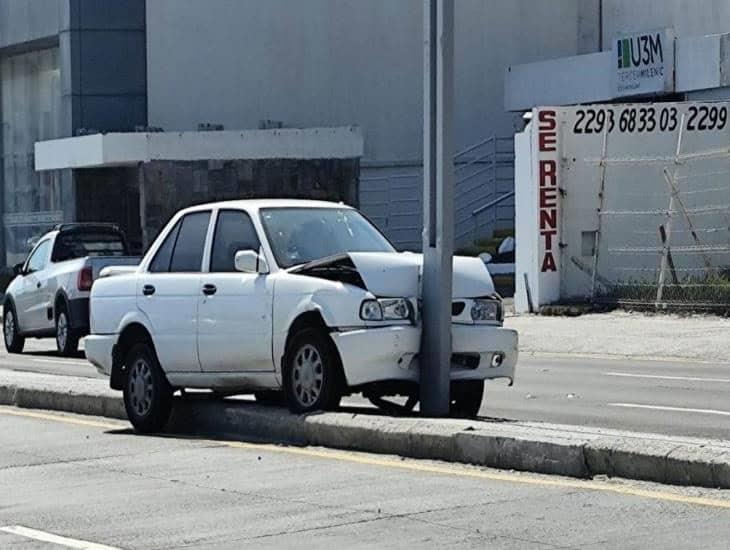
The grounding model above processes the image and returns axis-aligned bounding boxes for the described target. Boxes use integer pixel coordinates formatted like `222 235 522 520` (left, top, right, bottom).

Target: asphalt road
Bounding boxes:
1 339 730 439
2 406 730 549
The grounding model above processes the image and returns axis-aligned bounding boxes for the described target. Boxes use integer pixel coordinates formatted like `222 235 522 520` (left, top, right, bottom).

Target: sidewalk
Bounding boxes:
2 368 729 489
506 310 730 363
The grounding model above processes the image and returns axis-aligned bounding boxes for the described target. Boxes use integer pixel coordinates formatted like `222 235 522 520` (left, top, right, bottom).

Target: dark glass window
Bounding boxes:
210 210 261 272
169 212 211 272
52 230 128 262
149 219 182 273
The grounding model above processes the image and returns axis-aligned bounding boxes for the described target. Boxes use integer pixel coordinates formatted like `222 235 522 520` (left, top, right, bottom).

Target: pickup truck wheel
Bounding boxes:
55 307 79 356
283 329 342 414
123 343 173 433
3 304 24 354
450 380 485 418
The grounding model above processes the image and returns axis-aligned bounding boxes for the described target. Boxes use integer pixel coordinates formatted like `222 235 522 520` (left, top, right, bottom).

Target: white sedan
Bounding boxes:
85 199 517 432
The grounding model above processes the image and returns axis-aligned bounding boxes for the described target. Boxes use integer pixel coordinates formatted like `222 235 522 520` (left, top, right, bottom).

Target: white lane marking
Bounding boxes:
0 525 119 549
603 371 730 384
609 403 730 417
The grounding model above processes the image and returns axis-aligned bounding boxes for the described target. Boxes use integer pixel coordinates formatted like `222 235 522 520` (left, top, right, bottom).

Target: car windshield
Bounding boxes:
260 207 395 268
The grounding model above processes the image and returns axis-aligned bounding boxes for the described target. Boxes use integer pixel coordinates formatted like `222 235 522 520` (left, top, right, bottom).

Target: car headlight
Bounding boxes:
360 298 411 321
470 299 501 322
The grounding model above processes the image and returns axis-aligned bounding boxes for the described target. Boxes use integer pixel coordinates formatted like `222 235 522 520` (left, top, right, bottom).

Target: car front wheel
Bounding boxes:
123 343 173 433
283 328 342 414
3 303 24 354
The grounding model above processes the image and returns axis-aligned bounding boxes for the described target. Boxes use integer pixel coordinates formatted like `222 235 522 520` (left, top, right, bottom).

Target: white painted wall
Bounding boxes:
146 0 593 164
35 127 364 170
515 101 730 310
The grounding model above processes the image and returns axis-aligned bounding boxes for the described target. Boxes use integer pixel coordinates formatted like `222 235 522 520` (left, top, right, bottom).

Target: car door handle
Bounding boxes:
142 284 156 296
202 284 217 296
36 282 41 289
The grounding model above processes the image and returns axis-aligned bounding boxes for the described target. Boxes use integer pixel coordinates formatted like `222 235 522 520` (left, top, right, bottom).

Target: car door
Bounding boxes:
136 211 211 373
197 209 274 372
15 239 53 332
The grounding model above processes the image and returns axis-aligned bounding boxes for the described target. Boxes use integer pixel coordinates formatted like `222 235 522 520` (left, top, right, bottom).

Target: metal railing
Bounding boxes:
359 135 515 251
468 190 515 245
454 136 514 247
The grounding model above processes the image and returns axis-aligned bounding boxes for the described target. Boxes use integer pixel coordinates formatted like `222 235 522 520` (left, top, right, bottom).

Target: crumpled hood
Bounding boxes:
347 252 495 298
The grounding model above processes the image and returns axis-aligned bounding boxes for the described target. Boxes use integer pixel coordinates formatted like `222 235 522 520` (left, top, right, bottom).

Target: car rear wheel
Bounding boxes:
3 303 24 354
123 343 173 433
55 306 79 356
450 380 485 418
283 328 342 414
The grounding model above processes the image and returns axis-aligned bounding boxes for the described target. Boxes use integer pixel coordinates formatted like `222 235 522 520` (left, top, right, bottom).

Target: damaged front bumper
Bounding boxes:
330 324 518 387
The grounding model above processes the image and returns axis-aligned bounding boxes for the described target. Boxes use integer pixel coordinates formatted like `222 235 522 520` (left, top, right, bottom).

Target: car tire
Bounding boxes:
122 343 173 433
450 380 484 418
3 302 25 354
283 328 342 414
55 305 79 356
254 390 285 406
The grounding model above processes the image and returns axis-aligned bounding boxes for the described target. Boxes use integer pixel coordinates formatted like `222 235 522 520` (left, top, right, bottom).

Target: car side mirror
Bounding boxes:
234 250 269 274
13 263 24 276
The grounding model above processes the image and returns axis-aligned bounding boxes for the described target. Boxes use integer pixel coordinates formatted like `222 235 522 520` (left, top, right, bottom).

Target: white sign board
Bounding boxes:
614 29 674 97
515 101 730 313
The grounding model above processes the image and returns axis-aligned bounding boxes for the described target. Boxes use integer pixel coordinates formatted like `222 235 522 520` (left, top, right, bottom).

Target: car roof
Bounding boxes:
179 198 354 215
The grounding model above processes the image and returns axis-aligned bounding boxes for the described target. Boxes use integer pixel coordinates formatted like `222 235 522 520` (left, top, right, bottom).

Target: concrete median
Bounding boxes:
1 369 729 489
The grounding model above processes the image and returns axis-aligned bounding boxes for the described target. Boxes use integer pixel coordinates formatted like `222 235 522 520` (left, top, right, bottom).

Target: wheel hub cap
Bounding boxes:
57 313 67 349
292 344 324 407
4 312 14 343
129 359 154 417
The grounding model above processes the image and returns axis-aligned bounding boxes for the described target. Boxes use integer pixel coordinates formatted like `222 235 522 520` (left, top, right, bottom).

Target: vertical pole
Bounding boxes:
656 192 675 305
656 114 685 306
590 126 609 301
421 0 454 417
492 137 498 235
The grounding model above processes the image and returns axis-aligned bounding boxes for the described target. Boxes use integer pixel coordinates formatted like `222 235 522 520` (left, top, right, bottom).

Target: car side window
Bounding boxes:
210 210 261 272
25 240 51 274
169 211 211 273
149 219 182 273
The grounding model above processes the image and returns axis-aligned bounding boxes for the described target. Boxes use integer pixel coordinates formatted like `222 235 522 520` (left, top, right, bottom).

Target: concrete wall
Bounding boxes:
602 0 730 44
0 0 62 52
146 0 594 164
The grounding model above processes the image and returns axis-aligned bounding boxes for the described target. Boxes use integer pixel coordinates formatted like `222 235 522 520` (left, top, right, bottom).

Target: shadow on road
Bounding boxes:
21 349 86 360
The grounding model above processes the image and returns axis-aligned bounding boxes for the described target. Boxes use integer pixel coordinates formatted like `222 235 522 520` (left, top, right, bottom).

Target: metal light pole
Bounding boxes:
420 0 454 416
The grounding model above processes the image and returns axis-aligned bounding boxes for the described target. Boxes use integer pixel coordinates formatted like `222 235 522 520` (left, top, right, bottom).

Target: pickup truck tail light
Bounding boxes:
77 266 93 291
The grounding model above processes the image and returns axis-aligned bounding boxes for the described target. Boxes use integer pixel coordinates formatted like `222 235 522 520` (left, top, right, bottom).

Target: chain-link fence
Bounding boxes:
591 117 730 310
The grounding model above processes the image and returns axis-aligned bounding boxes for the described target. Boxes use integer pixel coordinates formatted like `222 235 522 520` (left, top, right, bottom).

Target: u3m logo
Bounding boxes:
617 32 664 70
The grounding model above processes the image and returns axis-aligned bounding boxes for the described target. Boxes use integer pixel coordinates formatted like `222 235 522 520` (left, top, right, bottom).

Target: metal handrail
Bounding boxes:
472 191 515 216
454 135 512 160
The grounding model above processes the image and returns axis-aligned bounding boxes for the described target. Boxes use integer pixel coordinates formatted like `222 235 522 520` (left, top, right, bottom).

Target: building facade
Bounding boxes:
3 0 730 267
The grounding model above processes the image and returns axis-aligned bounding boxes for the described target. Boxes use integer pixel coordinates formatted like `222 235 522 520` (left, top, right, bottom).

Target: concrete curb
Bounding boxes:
1 370 729 489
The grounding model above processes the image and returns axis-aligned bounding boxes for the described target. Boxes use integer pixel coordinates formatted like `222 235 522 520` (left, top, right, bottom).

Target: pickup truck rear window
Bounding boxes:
52 231 128 262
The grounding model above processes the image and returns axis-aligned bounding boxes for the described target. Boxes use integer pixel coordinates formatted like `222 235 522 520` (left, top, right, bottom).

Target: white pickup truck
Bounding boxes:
3 224 140 355
85 199 518 432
